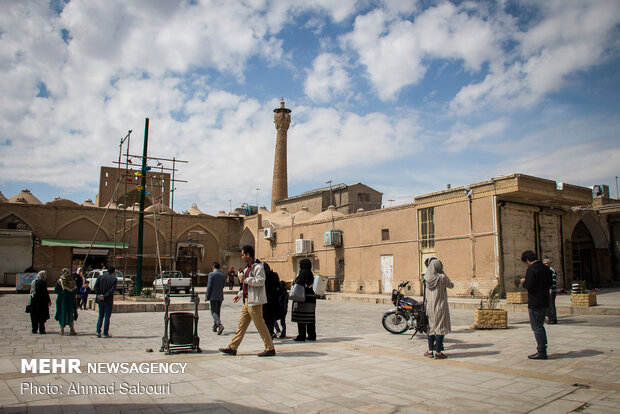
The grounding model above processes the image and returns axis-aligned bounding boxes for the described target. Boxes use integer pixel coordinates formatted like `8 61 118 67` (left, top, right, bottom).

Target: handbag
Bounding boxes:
289 283 305 302
25 304 32 313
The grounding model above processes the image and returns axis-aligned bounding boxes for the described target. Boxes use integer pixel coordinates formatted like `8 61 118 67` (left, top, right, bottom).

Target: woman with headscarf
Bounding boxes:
423 258 454 359
29 271 51 334
54 268 78 335
291 258 317 341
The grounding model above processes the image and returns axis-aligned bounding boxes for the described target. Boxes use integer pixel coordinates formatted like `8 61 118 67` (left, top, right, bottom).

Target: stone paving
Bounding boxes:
0 291 619 413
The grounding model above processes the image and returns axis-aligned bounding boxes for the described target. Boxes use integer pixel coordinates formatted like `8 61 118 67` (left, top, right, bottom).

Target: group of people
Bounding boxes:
208 245 317 357
422 250 555 361
28 247 554 361
26 267 118 338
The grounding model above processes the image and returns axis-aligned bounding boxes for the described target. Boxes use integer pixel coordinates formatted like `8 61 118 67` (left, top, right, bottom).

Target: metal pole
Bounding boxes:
170 157 176 271
136 118 149 295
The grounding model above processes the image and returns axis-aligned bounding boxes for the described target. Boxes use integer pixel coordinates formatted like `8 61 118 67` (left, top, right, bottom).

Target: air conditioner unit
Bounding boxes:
323 230 343 247
263 227 274 240
296 239 313 254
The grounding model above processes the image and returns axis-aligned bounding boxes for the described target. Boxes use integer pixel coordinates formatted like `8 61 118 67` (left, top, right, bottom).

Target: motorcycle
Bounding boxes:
382 281 428 337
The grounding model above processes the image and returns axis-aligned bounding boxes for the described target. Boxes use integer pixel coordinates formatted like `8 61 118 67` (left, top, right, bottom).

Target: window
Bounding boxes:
299 233 303 239
418 207 435 249
381 229 390 241
357 193 370 202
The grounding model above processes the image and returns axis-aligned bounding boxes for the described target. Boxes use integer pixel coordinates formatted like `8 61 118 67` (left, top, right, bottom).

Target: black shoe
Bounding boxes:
39 331 46 335
257 349 276 357
549 320 557 324
528 352 548 360
219 347 237 356
294 336 305 342
307 337 316 341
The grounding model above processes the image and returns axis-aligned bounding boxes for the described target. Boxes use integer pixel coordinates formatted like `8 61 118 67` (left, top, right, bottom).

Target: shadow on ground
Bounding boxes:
445 350 501 358
550 349 603 359
3 402 278 414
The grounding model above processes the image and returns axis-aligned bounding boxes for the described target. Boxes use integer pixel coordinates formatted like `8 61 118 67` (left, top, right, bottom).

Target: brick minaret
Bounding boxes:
271 99 291 211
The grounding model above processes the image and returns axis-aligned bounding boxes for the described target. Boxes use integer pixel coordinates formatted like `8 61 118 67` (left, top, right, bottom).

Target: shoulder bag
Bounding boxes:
289 283 305 302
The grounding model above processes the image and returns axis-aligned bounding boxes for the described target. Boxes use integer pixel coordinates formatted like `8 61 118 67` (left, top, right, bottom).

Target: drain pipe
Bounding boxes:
466 187 476 296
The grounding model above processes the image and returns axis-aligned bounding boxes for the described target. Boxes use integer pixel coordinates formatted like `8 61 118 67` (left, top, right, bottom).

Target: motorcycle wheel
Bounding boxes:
382 311 408 334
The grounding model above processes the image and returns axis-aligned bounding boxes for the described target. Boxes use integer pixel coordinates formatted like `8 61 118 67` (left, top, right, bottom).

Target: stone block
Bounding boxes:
571 293 597 307
474 308 507 329
506 291 528 304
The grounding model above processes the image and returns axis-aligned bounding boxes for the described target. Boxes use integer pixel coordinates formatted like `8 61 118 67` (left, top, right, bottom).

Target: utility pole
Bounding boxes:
136 118 149 295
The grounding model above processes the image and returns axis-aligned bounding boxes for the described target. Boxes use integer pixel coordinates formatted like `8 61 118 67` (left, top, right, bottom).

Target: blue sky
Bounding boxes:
1 0 619 214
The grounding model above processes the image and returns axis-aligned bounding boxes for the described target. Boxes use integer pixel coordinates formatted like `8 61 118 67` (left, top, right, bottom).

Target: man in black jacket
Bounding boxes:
520 251 553 360
94 267 118 338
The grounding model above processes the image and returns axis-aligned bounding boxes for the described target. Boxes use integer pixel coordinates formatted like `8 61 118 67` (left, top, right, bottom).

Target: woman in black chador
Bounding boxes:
29 271 51 334
291 259 317 341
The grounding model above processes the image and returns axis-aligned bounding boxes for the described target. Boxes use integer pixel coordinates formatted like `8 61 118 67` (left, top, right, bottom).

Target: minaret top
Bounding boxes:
274 98 291 114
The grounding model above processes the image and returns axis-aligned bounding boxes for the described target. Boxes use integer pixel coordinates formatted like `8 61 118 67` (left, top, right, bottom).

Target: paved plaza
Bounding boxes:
0 290 619 413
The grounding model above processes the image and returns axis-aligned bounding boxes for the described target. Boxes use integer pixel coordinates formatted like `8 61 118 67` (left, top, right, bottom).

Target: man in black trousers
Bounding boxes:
520 250 553 360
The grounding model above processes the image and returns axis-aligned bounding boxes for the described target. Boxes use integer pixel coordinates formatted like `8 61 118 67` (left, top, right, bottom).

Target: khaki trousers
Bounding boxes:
228 300 275 351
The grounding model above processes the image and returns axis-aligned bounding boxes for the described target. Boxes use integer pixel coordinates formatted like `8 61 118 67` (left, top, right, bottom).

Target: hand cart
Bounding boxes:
159 283 201 354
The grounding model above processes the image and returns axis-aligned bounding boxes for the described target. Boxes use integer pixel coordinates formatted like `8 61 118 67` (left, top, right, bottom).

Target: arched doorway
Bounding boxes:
571 220 597 289
239 228 255 249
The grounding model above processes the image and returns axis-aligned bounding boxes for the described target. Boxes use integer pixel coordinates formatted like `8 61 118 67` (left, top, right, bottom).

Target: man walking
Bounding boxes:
94 267 118 338
219 245 276 357
520 251 553 360
544 258 558 324
206 262 226 335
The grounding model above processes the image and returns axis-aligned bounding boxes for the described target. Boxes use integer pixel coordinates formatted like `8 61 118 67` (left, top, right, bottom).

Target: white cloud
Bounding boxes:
450 0 620 114
498 140 620 188
445 118 510 152
304 53 352 103
343 3 504 100
287 106 421 181
2 0 620 215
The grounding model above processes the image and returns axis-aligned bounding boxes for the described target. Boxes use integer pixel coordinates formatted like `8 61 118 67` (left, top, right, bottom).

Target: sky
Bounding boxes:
1 0 620 214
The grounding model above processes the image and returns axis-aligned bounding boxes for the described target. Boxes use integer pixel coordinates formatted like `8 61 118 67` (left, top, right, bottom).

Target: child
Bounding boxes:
274 281 289 338
79 280 91 310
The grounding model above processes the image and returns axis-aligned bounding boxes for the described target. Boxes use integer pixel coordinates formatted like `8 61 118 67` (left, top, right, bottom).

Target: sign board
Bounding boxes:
16 272 37 291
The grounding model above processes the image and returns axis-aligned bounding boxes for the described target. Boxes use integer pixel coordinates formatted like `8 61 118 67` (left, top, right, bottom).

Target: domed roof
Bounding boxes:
188 203 204 216
9 189 42 205
291 206 315 223
46 197 79 207
258 206 271 216
310 205 345 222
265 207 294 227
0 191 8 203
145 203 174 214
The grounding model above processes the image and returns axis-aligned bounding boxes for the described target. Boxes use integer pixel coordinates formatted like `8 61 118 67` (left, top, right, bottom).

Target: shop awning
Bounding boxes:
40 239 129 249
